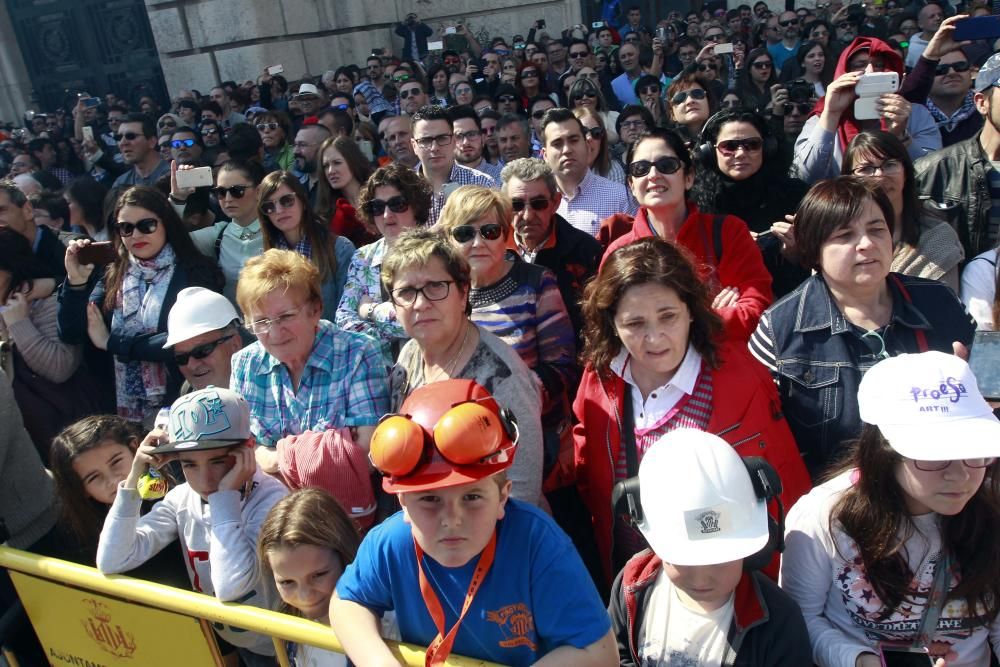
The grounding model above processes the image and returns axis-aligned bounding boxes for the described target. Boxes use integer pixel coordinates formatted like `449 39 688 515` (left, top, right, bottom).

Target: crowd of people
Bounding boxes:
2 0 1000 665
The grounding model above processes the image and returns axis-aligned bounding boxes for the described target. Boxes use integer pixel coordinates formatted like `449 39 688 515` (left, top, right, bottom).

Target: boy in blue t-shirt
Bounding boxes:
331 379 614 666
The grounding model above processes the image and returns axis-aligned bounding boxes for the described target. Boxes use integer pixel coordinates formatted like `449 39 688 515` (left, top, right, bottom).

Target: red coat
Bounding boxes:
572 339 811 586
600 204 773 342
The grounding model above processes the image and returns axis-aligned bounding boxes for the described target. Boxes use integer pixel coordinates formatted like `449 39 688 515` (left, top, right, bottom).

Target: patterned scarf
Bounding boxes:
111 244 176 422
926 92 977 134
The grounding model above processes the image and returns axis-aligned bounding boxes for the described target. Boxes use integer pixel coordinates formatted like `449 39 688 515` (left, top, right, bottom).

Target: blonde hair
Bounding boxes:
237 248 321 317
258 488 360 617
435 185 513 241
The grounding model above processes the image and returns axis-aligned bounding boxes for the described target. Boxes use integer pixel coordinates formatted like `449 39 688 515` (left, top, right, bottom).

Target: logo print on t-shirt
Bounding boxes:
486 603 537 650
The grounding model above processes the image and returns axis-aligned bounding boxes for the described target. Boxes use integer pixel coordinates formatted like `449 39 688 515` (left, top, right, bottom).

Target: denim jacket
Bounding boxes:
749 273 975 480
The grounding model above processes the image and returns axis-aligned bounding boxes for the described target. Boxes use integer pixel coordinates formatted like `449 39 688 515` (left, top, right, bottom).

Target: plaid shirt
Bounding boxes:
230 320 390 446
274 233 312 257
424 162 497 225
556 169 637 238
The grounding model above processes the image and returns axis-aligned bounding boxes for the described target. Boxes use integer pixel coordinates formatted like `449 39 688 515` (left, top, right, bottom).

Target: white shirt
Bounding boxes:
611 344 702 430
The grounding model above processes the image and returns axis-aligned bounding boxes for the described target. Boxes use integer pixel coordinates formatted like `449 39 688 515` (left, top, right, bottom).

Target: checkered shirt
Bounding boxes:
426 162 497 225
556 169 637 238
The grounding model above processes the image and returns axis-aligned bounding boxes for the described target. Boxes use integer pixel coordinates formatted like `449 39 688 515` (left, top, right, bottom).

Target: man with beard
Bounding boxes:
112 113 169 188
449 105 502 183
292 122 331 206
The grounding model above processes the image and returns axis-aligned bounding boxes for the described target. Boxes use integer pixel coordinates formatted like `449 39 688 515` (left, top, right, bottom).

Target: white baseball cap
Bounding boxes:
151 386 252 454
164 287 240 348
637 429 769 566
295 83 320 98
858 351 1000 461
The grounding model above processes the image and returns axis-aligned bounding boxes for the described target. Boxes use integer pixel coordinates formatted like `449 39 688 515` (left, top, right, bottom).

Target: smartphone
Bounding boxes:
175 166 214 189
77 241 118 266
81 126 94 142
656 26 670 41
854 71 899 120
371 48 384 56
537 19 546 29
878 644 933 667
82 97 102 108
356 139 374 162
267 64 284 76
444 26 457 35
714 42 735 54
592 21 605 29
969 331 1000 401
953 15 1000 42
427 40 444 51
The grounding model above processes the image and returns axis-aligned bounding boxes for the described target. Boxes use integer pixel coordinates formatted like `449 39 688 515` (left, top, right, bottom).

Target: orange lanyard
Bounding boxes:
415 531 497 666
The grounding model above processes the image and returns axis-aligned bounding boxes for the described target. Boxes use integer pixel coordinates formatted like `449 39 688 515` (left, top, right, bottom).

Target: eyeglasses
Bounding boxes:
531 109 551 119
115 217 159 237
497 95 517 103
260 193 298 215
620 119 647 130
201 128 219 136
911 457 996 471
248 306 306 335
390 280 455 306
583 126 605 140
779 18 799 26
211 185 251 199
704 32 724 41
113 132 142 142
511 197 550 212
716 137 764 155
174 334 236 366
638 85 661 96
413 133 453 148
171 138 196 148
572 91 599 101
627 156 683 177
400 88 423 99
671 88 708 105
158 120 176 128
935 61 971 76
256 122 279 131
367 195 409 216
851 159 903 177
698 63 719 72
454 86 473 96
783 102 813 115
329 103 350 111
451 223 504 243
454 129 482 142
393 75 412 83
751 61 773 70
569 51 589 59
521 70 539 78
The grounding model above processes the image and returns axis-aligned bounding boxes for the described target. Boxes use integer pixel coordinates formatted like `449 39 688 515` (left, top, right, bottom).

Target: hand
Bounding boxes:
922 14 971 61
219 444 257 492
86 302 110 350
953 340 970 361
1 289 31 325
771 216 800 261
695 44 717 63
651 37 663 57
712 286 740 309
82 138 99 157
855 654 881 667
465 63 479 78
823 70 862 117
65 238 96 285
124 429 169 490
169 160 195 202
771 84 789 116
254 444 281 475
877 93 911 137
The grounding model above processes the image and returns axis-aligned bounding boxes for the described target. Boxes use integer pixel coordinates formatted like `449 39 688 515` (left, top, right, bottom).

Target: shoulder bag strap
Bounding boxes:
913 552 951 649
622 384 639 479
889 274 929 352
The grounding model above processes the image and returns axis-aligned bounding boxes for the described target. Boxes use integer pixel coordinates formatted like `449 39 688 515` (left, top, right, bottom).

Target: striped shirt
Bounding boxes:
230 320 390 446
557 169 637 238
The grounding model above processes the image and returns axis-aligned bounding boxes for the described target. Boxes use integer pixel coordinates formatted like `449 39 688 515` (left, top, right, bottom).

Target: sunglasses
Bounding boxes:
704 33 724 41
113 132 142 142
531 109 551 119
521 70 539 78
201 128 219 136
716 137 764 155
211 185 251 199
174 334 236 366
572 91 598 101
638 85 660 95
698 63 719 72
583 126 605 140
115 217 159 237
158 121 176 129
498 95 517 103
511 197 550 212
627 156 683 177
751 61 773 69
367 195 409 216
171 138 196 148
393 74 412 83
454 86 473 95
451 223 504 243
399 88 422 99
569 51 589 59
935 61 970 76
779 18 799 26
671 88 708 105
256 122 279 131
783 102 812 115
260 193 298 215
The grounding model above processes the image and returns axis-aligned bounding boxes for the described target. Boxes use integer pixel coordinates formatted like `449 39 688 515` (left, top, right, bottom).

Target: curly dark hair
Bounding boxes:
357 163 433 227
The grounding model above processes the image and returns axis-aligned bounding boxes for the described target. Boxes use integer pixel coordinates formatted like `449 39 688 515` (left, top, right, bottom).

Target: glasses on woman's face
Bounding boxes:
451 223 504 243
211 185 251 199
583 126 605 140
671 88 707 105
852 159 903 177
751 60 773 70
698 62 719 73
260 193 298 215
572 91 598 103
627 156 683 177
722 98 741 109
716 137 764 155
521 70 539 79
910 458 996 472
390 280 454 306
639 85 661 95
256 122 279 131
367 195 409 217
201 128 219 137
248 305 306 335
115 217 159 237
455 86 473 96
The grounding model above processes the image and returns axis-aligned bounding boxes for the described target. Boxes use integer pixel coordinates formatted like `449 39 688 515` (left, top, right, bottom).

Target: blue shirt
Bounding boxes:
336 499 610 666
768 41 800 72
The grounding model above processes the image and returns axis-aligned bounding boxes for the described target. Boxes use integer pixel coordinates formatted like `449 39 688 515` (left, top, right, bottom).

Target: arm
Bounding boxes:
4 296 82 383
747 312 780 379
899 55 937 105
107 329 173 363
457 22 482 57
492 365 544 506
533 629 617 666
532 272 578 406
792 115 838 184
607 567 638 667
960 255 997 330
906 105 942 162
715 216 774 341
329 596 402 667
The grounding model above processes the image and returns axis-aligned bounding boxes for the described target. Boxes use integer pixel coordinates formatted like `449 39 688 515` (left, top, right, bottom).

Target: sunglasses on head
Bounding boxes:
627 156 683 177
115 217 159 237
256 122 279 131
171 138 196 148
671 88 707 105
114 131 142 142
716 137 764 155
451 223 504 243
367 195 409 216
935 61 970 76
211 185 250 199
174 334 235 366
510 197 550 212
260 193 298 215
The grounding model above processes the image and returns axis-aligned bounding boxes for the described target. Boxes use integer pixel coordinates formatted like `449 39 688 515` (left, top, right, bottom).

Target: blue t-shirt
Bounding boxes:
336 499 610 666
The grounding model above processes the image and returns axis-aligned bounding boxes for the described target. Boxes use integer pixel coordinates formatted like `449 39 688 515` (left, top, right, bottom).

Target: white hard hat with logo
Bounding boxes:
164 287 240 348
637 429 769 566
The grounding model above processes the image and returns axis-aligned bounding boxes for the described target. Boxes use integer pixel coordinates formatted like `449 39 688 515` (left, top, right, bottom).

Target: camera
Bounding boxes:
787 78 815 102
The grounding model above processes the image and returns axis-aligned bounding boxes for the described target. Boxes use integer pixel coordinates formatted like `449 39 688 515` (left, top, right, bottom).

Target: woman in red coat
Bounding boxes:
572 237 810 588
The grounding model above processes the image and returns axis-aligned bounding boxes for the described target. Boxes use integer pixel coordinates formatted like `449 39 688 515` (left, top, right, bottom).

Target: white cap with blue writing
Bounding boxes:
858 351 1000 461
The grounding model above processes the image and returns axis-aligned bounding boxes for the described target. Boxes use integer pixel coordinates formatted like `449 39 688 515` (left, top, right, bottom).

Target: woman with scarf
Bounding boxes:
792 36 941 184
58 186 223 425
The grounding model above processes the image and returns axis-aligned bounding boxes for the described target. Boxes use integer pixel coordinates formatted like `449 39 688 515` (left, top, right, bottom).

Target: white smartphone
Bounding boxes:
267 64 284 75
854 71 898 120
176 166 214 189
82 126 94 142
445 26 457 35
427 40 444 51
714 42 734 55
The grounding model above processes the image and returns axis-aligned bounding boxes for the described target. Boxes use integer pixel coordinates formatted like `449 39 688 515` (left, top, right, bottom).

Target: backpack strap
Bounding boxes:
621 383 639 479
214 225 226 260
889 273 929 352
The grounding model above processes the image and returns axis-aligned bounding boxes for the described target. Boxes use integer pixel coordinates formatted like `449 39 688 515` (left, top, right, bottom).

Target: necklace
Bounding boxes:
423 324 470 384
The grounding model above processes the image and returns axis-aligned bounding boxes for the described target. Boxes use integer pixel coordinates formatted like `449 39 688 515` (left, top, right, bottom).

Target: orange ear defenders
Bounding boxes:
370 379 518 486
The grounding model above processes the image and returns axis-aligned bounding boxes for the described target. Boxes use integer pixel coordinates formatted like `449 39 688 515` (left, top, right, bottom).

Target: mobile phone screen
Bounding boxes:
969 331 1000 401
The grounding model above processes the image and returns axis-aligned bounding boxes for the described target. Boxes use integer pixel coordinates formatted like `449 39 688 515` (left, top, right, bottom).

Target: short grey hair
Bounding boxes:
500 158 558 197
0 180 27 207
496 113 530 138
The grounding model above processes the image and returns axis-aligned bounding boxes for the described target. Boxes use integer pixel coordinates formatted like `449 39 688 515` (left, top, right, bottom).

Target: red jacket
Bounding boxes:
599 204 773 342
572 340 811 586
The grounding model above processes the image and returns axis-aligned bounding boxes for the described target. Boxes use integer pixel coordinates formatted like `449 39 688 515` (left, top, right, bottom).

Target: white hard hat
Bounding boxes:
164 287 239 348
637 429 769 566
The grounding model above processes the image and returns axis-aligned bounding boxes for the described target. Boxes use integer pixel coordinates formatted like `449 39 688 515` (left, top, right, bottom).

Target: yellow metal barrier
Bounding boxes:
0 546 501 667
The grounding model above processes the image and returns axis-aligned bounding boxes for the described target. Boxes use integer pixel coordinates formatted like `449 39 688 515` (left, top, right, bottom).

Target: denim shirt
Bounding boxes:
749 273 975 480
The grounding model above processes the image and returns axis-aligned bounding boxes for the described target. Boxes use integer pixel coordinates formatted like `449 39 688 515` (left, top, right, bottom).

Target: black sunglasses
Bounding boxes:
174 334 235 366
115 217 159 237
260 193 298 215
531 109 550 119
511 197 550 212
584 126 605 140
627 156 683 177
779 18 799 26
171 138 196 148
451 223 504 243
698 63 719 72
211 185 251 199
783 102 813 115
367 195 409 216
935 61 970 76
114 131 142 142
751 61 773 69
201 128 219 136
572 91 598 101
671 88 707 105
399 88 422 99
497 95 517 103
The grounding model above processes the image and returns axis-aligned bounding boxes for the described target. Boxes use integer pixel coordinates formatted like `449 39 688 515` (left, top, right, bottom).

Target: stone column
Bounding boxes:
145 0 582 94
0 1 32 124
